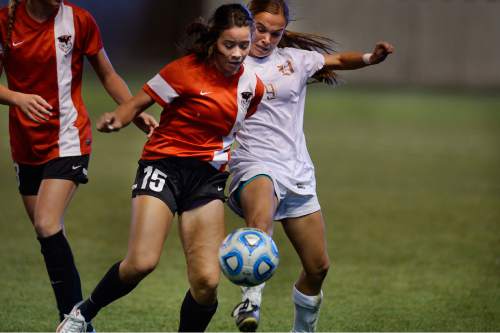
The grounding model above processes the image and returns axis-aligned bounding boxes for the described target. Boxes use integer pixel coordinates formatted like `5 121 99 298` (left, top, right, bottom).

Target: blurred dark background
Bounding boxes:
1 0 500 89
0 0 204 71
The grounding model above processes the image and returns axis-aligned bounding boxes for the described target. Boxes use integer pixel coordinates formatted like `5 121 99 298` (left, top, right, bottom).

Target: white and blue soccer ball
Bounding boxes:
219 227 279 287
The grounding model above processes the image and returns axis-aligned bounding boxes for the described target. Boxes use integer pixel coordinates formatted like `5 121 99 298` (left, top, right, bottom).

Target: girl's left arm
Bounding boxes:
323 41 394 70
88 49 158 136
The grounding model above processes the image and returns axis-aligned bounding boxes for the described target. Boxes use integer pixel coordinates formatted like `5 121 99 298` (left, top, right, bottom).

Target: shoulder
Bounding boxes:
163 54 202 74
175 53 202 67
155 54 203 89
280 47 322 59
64 1 98 27
64 1 93 18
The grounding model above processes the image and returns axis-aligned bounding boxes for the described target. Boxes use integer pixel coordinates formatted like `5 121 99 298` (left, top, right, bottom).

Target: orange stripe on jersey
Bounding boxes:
142 54 264 170
0 1 103 165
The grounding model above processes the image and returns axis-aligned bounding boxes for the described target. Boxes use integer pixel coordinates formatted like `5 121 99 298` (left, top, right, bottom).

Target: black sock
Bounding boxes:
78 261 138 321
178 289 218 332
38 230 83 321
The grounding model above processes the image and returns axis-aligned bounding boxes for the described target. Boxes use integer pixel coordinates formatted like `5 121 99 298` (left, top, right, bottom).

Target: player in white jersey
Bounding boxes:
228 1 394 331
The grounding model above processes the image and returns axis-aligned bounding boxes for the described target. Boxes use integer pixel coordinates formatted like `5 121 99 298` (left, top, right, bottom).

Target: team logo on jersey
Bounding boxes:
277 59 295 76
57 34 73 54
265 84 277 100
240 91 253 108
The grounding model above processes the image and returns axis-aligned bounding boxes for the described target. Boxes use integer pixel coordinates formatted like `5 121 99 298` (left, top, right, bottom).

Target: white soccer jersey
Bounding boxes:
229 47 325 195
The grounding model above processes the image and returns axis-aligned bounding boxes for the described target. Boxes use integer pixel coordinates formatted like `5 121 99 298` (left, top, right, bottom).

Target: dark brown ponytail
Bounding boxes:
248 0 337 84
4 0 20 57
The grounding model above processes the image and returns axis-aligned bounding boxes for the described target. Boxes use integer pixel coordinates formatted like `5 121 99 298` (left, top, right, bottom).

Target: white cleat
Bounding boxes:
56 303 88 333
232 299 260 332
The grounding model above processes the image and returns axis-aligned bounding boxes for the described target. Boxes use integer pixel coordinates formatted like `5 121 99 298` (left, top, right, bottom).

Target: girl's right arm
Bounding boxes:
0 61 52 122
96 89 155 133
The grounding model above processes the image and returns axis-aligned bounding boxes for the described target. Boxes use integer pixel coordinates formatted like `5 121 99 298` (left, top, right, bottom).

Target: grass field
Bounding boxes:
0 75 499 331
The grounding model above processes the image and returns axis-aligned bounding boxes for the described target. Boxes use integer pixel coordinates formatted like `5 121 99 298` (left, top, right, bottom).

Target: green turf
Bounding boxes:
0 75 499 331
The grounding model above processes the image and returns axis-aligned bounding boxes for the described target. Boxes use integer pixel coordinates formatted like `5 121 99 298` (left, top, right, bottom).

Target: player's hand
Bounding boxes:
369 41 394 65
13 92 53 123
96 112 124 133
133 112 158 137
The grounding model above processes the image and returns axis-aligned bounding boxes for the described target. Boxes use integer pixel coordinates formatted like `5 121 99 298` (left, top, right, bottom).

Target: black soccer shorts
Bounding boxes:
14 155 90 196
131 157 229 215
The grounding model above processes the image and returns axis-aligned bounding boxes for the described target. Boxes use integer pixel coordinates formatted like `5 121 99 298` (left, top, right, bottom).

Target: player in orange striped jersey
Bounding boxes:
0 0 157 329
57 4 264 333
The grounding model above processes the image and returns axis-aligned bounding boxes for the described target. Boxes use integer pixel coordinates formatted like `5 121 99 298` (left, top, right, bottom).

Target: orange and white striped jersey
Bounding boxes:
0 0 103 165
142 54 265 171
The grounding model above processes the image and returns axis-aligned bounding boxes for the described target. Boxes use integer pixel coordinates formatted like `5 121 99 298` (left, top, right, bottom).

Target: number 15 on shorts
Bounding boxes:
140 166 167 192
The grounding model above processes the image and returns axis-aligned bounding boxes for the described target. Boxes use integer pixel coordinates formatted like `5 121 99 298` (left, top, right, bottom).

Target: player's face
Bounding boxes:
251 11 287 58
214 26 252 76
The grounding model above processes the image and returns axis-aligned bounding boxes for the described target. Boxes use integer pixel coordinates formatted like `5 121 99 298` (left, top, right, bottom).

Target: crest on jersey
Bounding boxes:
277 59 295 76
265 84 277 100
240 91 253 108
57 34 73 54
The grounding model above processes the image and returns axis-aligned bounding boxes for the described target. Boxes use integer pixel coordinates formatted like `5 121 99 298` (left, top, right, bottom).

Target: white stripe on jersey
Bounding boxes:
210 69 257 170
209 150 230 170
147 74 179 105
55 4 80 157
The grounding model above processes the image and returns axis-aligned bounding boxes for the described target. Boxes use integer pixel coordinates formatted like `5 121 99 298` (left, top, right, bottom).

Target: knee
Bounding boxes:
189 271 219 303
305 258 330 281
121 257 159 281
33 215 61 238
246 213 273 234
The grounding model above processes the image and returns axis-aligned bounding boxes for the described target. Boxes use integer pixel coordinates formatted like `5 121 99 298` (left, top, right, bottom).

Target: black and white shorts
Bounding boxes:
14 155 90 196
131 157 229 215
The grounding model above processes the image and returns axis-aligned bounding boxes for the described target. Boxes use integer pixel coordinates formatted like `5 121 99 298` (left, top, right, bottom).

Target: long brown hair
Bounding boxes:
186 4 254 61
3 0 20 57
248 0 337 84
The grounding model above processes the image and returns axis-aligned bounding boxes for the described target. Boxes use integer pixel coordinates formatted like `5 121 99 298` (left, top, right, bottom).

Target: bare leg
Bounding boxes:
240 176 278 235
282 210 330 332
234 176 279 331
120 195 174 283
28 179 81 320
177 200 225 331
76 195 174 323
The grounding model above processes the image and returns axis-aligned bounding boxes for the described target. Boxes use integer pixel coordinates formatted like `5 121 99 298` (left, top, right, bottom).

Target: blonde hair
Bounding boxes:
4 0 21 56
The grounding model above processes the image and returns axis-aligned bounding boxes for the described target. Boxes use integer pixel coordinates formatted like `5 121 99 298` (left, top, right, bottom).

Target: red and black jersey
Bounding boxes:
142 54 264 170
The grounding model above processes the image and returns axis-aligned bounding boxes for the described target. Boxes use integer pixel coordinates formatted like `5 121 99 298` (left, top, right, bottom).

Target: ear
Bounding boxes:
207 44 215 58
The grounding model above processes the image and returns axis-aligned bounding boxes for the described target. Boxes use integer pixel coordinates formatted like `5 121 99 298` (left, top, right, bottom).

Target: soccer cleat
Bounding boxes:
232 299 260 332
56 302 88 333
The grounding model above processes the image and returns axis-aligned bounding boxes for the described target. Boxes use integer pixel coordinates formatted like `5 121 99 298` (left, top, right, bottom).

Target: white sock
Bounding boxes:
241 282 266 307
292 286 323 332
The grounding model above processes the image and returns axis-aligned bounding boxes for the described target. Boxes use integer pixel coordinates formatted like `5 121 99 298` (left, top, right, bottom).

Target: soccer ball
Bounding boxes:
219 227 279 287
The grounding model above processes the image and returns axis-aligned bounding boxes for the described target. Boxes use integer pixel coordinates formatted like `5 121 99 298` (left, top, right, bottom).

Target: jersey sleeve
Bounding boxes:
245 75 265 119
287 48 325 80
143 59 185 108
81 11 103 56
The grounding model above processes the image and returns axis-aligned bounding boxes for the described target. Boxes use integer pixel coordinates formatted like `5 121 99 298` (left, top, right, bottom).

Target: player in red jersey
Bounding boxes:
56 4 264 333
0 0 157 328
